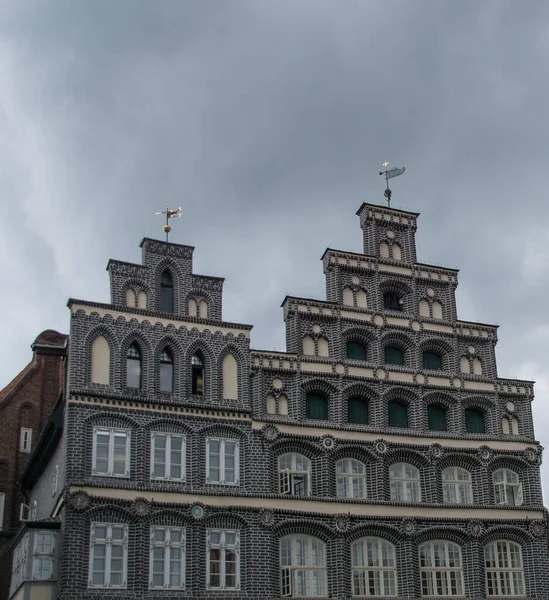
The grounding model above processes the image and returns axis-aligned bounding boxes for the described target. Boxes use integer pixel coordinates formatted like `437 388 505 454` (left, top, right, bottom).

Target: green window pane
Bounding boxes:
428 405 447 431
388 400 408 428
465 409 485 433
423 352 442 370
306 393 328 420
385 346 404 366
384 292 402 311
347 342 367 361
348 397 368 425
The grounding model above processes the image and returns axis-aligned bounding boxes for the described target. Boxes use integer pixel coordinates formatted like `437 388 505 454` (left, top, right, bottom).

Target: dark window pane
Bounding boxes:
423 351 442 370
192 354 204 395
126 344 141 389
385 346 404 366
465 409 485 433
384 292 402 311
347 342 367 361
160 271 173 313
348 397 368 424
428 404 447 431
306 393 328 420
388 400 408 428
160 363 173 392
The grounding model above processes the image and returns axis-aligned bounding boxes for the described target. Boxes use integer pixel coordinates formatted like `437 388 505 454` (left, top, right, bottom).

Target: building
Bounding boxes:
0 330 67 600
11 202 549 599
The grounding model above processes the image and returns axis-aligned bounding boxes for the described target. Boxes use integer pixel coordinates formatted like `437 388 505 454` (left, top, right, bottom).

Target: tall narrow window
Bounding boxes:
383 292 402 312
192 353 205 395
336 458 366 498
206 438 239 485
151 433 185 481
419 541 464 597
159 349 174 393
384 346 404 366
484 540 525 597
351 537 397 597
493 469 523 506
20 428 32 453
278 453 311 496
126 344 142 389
388 400 408 428
150 527 185 589
346 341 367 361
348 397 369 425
465 408 485 433
442 467 473 504
33 531 55 580
306 393 328 420
0 493 5 532
280 535 326 597
207 530 240 590
89 523 128 588
427 405 447 431
389 463 421 502
160 271 174 313
92 428 130 477
423 351 442 370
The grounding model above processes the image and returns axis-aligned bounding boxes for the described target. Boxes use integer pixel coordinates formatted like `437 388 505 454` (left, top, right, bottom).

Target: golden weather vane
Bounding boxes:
379 161 406 208
155 203 182 242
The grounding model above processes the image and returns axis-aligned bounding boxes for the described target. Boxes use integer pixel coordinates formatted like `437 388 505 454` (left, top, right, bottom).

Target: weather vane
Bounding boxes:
155 203 182 242
379 161 406 208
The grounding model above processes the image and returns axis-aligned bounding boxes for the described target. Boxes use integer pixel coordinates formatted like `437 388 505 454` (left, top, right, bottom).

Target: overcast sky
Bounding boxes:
2 0 549 497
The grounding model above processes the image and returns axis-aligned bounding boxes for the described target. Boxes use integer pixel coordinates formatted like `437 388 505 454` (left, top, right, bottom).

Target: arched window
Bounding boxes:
383 292 402 312
442 467 473 504
484 540 525 597
91 336 110 385
351 538 397 597
191 353 205 395
384 346 404 366
389 463 420 502
280 535 326 597
159 348 173 392
472 358 482 375
346 341 367 361
125 288 136 308
348 397 368 425
465 408 485 434
392 243 402 260
222 354 238 400
493 469 523 506
336 458 366 498
126 344 141 389
427 404 447 431
423 351 442 370
278 453 311 496
388 400 408 428
306 393 328 420
419 541 464 597
160 270 174 313
317 338 329 357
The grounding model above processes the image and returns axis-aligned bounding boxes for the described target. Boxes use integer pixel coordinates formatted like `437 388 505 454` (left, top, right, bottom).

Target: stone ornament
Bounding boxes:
132 498 151 517
478 446 492 462
429 444 443 460
322 436 336 451
70 491 89 512
374 440 388 455
401 517 416 535
529 520 545 537
468 520 484 538
190 504 205 520
524 447 541 464
261 424 279 442
334 515 349 532
259 509 275 527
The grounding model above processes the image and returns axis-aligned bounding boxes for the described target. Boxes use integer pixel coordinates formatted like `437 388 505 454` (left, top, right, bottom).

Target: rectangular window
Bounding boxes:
150 527 185 589
89 523 128 588
207 530 240 590
0 493 5 532
10 534 29 595
92 428 130 477
206 438 239 485
20 428 32 453
151 433 186 481
33 531 55 580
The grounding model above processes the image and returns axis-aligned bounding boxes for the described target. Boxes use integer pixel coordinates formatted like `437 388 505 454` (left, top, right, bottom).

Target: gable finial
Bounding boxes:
379 162 406 208
155 203 182 242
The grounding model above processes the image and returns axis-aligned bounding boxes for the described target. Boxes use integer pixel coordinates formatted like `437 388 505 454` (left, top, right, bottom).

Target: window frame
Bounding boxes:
280 534 327 597
206 438 240 485
388 400 409 428
465 408 486 434
191 353 205 395
484 540 525 597
20 428 32 453
126 344 142 389
384 346 404 366
92 427 131 478
336 458 366 499
442 467 473 504
149 526 186 589
278 453 312 497
150 432 186 481
206 529 240 590
351 537 397 597
493 469 523 506
305 393 329 420
88 523 128 589
383 292 403 312
347 397 369 425
346 341 367 361
419 540 464 597
160 270 174 313
32 531 55 580
159 348 174 393
389 462 421 502
427 404 447 431
423 351 443 371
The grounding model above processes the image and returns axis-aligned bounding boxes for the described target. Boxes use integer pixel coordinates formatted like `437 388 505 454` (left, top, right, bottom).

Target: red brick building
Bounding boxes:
0 330 67 600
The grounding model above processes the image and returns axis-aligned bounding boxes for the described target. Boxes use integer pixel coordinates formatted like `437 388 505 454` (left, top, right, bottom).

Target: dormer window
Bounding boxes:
160 270 174 313
160 348 174 393
126 344 142 389
192 353 205 395
383 292 402 312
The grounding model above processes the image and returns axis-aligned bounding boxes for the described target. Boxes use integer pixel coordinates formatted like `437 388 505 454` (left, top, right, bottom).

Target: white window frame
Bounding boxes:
280 534 327 597
442 467 473 504
493 469 523 506
33 531 55 580
206 529 240 590
389 463 421 502
88 523 128 589
484 540 525 597
278 453 311 497
419 540 464 597
206 438 240 485
149 526 186 589
92 427 130 478
10 533 29 594
20 428 32 453
20 503 30 521
150 433 186 481
351 537 397 597
336 458 367 499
